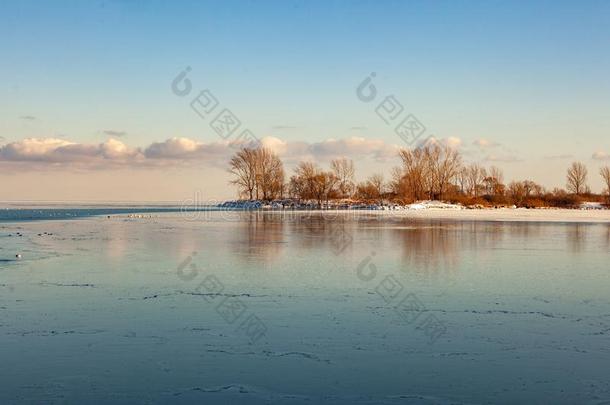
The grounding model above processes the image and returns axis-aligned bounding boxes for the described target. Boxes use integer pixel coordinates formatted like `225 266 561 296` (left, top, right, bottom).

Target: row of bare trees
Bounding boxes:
228 145 610 206
287 158 388 205
456 164 505 198
390 144 462 201
288 161 338 206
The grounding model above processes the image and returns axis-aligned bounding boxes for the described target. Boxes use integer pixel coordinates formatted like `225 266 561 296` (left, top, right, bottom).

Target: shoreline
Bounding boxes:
225 208 610 223
1 206 609 224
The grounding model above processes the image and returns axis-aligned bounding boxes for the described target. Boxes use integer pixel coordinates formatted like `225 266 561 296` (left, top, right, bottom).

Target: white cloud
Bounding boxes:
101 138 139 159
0 138 141 165
473 138 499 148
592 151 610 161
418 136 463 150
144 137 202 158
0 138 75 161
306 137 399 161
260 136 288 155
0 135 418 170
446 136 462 149
143 137 235 168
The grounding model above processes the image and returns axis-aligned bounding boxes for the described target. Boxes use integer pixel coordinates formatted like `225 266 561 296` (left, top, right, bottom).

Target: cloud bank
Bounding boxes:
0 138 143 167
3 135 556 171
0 136 411 170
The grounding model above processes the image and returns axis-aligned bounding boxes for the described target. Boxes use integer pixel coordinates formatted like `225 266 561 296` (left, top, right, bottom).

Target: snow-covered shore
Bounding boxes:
370 208 610 223
254 207 610 223
218 200 610 223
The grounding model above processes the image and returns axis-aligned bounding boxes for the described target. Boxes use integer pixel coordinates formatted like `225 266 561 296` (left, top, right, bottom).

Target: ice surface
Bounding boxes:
1 211 609 403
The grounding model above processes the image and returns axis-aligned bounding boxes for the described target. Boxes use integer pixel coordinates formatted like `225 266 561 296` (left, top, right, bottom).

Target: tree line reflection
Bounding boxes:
223 212 609 268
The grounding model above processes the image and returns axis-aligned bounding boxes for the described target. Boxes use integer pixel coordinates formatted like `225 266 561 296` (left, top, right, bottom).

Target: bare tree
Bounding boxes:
397 147 431 201
289 161 317 201
312 171 338 207
331 157 355 198
457 167 468 194
508 181 525 206
489 166 504 185
429 144 462 200
255 147 284 200
369 173 385 203
369 174 385 195
522 180 544 198
600 166 610 201
483 166 505 197
228 148 258 199
566 162 588 195
466 164 487 197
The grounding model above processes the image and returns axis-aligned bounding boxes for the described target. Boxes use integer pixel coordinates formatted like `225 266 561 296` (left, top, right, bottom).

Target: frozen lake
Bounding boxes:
1 211 609 404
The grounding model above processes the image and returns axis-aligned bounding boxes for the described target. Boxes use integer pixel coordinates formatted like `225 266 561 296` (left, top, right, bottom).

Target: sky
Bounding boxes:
1 0 609 201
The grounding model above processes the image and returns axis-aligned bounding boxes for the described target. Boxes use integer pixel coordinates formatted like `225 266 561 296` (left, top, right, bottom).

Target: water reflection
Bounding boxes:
231 212 286 263
392 223 461 274
567 223 585 253
222 214 602 269
33 213 604 274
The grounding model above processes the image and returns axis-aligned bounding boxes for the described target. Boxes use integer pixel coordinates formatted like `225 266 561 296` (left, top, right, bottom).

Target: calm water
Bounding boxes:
1 211 609 404
0 206 219 221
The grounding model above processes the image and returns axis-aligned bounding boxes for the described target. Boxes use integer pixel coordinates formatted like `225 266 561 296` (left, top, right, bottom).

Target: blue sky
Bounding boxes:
1 0 609 200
